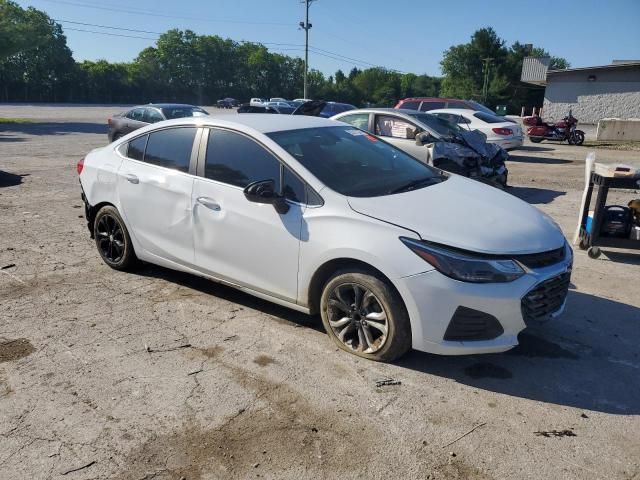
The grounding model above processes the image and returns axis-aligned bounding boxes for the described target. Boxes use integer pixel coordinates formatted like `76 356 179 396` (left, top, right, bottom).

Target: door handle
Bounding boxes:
124 173 139 184
197 197 221 211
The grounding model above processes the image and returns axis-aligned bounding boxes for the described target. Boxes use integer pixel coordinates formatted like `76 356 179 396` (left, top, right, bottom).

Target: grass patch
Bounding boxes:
0 117 33 124
583 140 640 151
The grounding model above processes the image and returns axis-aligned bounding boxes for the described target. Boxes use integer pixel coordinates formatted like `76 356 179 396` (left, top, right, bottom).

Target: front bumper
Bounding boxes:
395 248 572 355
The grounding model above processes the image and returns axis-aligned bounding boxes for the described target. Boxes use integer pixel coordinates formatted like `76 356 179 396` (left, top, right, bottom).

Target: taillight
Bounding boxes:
492 127 513 135
77 157 85 175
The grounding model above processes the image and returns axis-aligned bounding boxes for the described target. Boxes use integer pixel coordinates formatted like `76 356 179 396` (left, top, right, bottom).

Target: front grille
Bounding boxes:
521 272 570 324
514 245 565 269
444 306 504 341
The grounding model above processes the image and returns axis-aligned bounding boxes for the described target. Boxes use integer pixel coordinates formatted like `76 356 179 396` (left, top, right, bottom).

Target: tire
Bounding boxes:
573 131 585 146
529 137 543 143
578 239 588 250
320 269 411 362
587 247 601 259
93 205 137 271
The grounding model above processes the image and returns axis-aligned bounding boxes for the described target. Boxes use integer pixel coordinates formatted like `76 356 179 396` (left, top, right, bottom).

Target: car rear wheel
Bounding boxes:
93 206 137 270
320 270 411 362
529 137 543 143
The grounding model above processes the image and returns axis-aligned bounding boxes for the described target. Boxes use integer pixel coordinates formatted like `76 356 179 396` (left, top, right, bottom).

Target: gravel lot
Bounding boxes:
1 104 639 480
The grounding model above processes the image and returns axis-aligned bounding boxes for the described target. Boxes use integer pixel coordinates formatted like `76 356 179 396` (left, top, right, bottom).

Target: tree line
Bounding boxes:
0 0 567 112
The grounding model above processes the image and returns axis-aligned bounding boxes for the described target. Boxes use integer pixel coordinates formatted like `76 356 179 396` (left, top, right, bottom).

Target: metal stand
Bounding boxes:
578 173 640 258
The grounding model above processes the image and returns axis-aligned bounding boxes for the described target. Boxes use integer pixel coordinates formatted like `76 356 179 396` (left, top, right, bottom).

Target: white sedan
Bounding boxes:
429 109 524 150
78 114 571 361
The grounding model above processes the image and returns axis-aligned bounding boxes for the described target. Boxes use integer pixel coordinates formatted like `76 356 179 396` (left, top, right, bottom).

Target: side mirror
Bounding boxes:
243 179 289 214
406 127 418 140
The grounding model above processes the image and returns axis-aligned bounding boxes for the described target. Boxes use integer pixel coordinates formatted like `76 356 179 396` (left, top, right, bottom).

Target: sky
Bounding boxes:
16 0 640 76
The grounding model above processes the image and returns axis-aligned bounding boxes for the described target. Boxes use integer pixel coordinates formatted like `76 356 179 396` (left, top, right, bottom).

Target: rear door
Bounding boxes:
191 128 306 301
123 108 148 134
117 126 200 265
373 114 428 162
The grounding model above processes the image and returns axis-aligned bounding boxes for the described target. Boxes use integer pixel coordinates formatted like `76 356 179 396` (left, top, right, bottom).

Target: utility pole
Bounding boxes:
299 0 316 99
481 57 494 104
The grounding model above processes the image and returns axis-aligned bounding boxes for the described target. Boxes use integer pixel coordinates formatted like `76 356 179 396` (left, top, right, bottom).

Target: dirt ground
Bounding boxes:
1 104 639 480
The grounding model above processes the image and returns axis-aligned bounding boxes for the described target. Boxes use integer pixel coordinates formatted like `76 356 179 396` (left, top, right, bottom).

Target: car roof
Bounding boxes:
400 97 466 102
334 107 420 116
429 108 481 116
136 103 202 109
154 113 339 133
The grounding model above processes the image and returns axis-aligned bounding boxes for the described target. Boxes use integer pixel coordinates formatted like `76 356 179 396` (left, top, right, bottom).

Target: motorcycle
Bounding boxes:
523 110 585 145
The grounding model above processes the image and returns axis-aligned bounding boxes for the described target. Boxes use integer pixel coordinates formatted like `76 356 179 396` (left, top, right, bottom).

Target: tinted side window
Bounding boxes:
127 108 145 121
143 127 196 172
400 101 419 110
419 101 445 111
144 108 164 123
447 101 469 109
205 129 281 189
283 168 305 203
375 115 417 139
127 134 147 161
338 113 370 131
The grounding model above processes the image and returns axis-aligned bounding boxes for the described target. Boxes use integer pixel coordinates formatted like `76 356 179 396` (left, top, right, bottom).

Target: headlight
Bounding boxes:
400 237 525 283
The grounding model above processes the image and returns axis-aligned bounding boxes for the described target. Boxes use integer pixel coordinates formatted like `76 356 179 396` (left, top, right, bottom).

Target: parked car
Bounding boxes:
292 98 312 103
216 99 233 109
78 114 571 362
319 102 356 117
395 98 516 122
429 109 524 150
250 98 266 107
270 97 288 102
331 108 509 187
107 104 208 142
237 103 294 114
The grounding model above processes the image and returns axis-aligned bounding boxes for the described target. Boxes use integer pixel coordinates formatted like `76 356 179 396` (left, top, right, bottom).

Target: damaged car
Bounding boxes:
78 114 571 362
331 108 509 188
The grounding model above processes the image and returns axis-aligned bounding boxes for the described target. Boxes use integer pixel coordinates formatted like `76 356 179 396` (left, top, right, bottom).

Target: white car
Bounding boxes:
269 97 288 103
78 115 571 361
429 109 524 149
249 98 266 107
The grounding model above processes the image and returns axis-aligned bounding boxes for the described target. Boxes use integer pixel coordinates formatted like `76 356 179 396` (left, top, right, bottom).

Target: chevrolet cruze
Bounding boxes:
78 115 572 362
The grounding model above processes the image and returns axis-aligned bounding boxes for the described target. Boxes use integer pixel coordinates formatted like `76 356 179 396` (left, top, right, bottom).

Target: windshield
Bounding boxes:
405 112 463 136
161 107 208 119
465 100 494 115
267 126 445 197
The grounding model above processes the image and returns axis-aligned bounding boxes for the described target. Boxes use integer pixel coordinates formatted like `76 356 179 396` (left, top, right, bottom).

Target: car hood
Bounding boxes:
347 175 565 255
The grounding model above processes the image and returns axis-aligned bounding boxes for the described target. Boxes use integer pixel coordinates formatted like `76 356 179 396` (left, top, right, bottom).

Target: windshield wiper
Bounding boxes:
388 175 446 194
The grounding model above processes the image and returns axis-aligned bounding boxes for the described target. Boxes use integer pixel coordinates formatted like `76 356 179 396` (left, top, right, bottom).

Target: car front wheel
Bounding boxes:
93 205 137 270
320 270 411 362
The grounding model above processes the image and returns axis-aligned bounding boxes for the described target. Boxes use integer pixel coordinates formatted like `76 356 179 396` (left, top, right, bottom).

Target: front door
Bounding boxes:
374 114 429 162
117 126 199 264
192 128 306 302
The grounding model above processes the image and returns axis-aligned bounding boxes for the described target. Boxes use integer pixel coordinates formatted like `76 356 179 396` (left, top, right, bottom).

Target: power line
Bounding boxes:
41 0 295 26
55 19 164 35
63 27 158 41
55 19 399 72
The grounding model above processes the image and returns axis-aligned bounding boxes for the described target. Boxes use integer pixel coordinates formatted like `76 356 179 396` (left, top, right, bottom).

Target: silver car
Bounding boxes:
331 108 509 187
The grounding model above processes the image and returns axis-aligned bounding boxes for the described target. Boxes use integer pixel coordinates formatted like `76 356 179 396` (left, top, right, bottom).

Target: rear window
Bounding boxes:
466 101 495 115
419 101 445 111
473 112 507 124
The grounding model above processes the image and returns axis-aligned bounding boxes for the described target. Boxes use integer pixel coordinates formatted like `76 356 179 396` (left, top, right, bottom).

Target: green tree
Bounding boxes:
0 0 50 59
